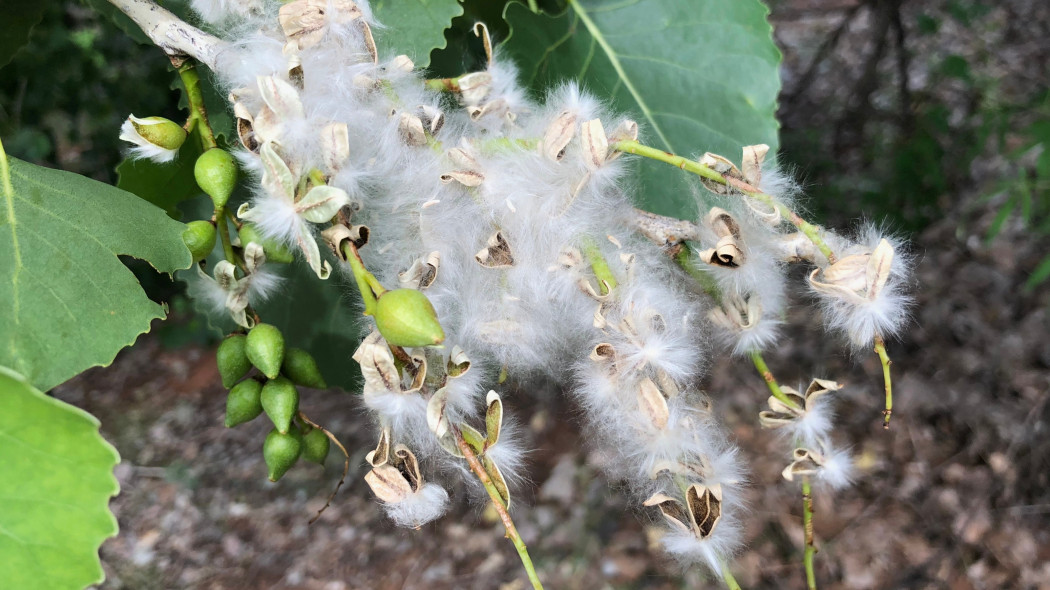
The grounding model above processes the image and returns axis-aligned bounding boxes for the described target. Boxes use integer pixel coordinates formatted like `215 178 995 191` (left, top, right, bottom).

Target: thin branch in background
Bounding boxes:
782 1 865 106
890 1 914 134
833 0 894 153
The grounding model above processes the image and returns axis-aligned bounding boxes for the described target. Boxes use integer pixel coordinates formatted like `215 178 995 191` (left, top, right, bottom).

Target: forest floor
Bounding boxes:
57 0 1050 589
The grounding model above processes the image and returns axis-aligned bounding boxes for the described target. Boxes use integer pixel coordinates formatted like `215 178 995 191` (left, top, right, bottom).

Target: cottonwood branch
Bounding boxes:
107 0 227 68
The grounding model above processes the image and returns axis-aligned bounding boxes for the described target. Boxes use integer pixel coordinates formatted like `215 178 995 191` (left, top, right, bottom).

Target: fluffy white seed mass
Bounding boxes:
178 0 911 576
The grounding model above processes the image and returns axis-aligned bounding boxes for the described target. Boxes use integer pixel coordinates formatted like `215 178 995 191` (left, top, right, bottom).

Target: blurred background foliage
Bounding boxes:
2 0 1048 296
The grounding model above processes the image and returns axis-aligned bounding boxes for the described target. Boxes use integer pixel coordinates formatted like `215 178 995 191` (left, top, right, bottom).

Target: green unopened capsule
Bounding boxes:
374 288 445 348
225 378 263 427
195 147 238 208
282 348 327 389
217 334 251 388
246 323 284 379
302 427 330 465
182 220 217 263
263 427 302 481
260 376 299 434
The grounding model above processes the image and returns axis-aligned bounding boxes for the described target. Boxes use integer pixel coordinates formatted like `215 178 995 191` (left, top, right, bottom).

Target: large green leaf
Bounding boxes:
503 0 781 219
0 0 48 68
0 366 119 590
0 147 193 391
372 0 464 68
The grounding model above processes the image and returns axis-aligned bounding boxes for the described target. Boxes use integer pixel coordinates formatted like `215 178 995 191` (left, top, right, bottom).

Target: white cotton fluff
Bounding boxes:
812 224 914 350
190 0 266 25
241 189 304 247
187 0 874 573
382 482 449 528
660 509 744 575
816 445 854 491
777 388 836 450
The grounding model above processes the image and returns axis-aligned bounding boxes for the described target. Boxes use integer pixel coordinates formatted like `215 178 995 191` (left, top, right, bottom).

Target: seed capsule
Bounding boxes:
261 376 299 434
225 378 263 427
281 347 327 389
263 427 302 481
246 323 285 379
238 223 295 264
374 289 445 348
125 115 187 150
194 148 238 208
182 220 217 263
216 334 252 388
302 427 330 464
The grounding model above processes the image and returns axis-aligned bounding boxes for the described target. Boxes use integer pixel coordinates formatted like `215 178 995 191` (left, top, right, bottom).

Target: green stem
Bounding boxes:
721 563 743 590
750 350 801 410
802 477 817 590
454 426 544 590
612 139 838 264
580 235 617 295
340 241 381 315
874 335 893 429
215 206 236 264
177 61 217 151
527 0 539 13
424 76 462 93
672 243 722 302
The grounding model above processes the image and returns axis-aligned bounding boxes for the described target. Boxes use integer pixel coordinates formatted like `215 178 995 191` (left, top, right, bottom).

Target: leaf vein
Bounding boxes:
568 0 674 151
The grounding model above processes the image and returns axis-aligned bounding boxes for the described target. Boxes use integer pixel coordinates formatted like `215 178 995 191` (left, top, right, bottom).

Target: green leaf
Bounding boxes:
371 0 465 68
0 0 48 68
79 0 152 45
80 0 200 45
0 365 119 590
0 147 194 391
503 0 782 219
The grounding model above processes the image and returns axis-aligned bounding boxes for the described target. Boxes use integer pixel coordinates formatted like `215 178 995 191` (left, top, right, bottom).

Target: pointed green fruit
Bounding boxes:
217 334 252 388
263 427 302 481
260 376 299 434
246 323 285 379
195 147 238 208
238 223 295 264
282 348 327 389
182 220 217 263
302 427 331 465
374 289 445 348
225 378 263 427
